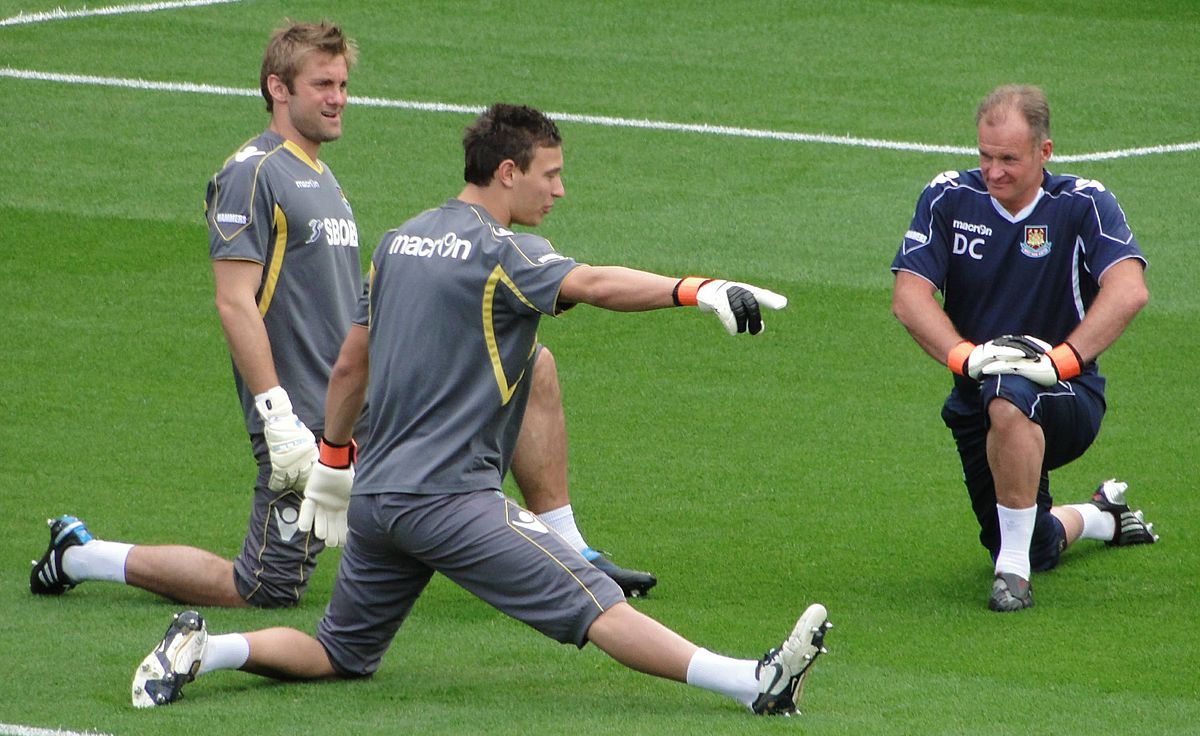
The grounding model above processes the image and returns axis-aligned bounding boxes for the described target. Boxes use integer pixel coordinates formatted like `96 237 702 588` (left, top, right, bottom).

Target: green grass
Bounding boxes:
2 1 1198 734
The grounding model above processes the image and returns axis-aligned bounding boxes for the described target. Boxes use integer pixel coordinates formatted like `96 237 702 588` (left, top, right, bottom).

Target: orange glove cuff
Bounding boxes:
672 277 710 307
1048 342 1082 380
947 340 975 376
319 437 357 468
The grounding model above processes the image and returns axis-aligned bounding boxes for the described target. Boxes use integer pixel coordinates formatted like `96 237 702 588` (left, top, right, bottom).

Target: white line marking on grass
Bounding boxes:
0 0 239 27
2 67 1197 163
2 66 259 97
0 725 112 736
1053 141 1200 163
353 92 983 155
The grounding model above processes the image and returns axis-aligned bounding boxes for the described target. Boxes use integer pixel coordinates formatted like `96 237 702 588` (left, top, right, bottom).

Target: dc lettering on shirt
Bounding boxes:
951 219 993 261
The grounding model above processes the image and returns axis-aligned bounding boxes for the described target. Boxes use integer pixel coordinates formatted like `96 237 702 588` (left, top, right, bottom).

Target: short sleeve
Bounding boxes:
205 150 276 264
1072 178 1146 277
495 232 579 315
890 171 959 289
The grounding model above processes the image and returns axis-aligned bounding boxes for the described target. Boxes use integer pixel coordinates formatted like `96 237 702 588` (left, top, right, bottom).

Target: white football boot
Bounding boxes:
132 610 207 708
751 603 831 715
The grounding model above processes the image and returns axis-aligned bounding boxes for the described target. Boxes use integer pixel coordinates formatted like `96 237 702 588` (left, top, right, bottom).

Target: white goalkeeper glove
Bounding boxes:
981 335 1083 387
297 438 356 548
254 386 318 491
673 277 788 335
947 335 1048 380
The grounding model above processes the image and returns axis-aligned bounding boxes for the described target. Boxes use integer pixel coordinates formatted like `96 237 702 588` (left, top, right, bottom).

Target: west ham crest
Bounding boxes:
1020 225 1052 258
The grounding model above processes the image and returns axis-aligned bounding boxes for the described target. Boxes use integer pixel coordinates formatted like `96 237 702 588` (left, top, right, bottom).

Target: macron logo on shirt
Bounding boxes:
387 231 473 260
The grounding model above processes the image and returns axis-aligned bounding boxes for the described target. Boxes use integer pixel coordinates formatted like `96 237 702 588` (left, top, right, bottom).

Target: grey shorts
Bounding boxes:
231 434 326 608
316 490 626 676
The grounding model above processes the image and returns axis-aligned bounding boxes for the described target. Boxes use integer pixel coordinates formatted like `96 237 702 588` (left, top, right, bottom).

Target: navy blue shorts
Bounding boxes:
941 371 1106 571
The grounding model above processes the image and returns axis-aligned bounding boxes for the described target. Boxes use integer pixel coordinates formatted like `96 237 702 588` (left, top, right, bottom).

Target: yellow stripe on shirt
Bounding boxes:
258 203 288 317
482 263 538 405
282 140 325 174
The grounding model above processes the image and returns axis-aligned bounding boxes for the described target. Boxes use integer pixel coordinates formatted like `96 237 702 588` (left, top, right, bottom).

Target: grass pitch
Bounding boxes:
1 1 1197 734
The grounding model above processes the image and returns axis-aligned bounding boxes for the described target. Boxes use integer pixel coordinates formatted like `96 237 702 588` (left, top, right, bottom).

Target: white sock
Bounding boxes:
685 648 759 707
994 504 1037 580
1064 503 1116 541
537 504 588 553
197 633 251 676
62 540 133 584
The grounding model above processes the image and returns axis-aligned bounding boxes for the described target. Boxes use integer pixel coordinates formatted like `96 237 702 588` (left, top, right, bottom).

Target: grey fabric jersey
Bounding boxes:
354 198 579 496
205 130 362 435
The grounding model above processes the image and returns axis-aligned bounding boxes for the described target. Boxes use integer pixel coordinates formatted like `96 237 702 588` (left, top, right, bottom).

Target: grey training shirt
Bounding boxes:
354 199 579 496
205 130 362 435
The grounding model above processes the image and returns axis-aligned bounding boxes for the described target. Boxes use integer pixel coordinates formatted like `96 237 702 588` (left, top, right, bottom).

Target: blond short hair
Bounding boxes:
260 20 357 112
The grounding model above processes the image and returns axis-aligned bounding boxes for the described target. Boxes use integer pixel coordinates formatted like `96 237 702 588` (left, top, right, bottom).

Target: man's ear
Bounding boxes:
495 159 518 188
266 74 290 107
1039 138 1053 163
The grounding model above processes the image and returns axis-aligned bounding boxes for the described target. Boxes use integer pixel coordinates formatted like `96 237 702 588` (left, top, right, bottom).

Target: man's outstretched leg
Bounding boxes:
30 464 321 609
131 613 337 707
559 600 833 715
30 515 249 607
128 602 831 715
512 347 657 597
1057 479 1158 546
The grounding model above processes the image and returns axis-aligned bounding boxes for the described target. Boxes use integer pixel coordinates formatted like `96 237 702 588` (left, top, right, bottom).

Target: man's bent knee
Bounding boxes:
986 396 1030 428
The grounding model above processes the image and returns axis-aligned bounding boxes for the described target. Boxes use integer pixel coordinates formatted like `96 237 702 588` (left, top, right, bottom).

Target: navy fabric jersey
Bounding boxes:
891 168 1145 369
891 167 1146 570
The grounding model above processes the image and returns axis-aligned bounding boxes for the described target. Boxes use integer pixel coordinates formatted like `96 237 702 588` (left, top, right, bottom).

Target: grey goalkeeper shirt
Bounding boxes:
205 130 363 436
354 198 579 496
